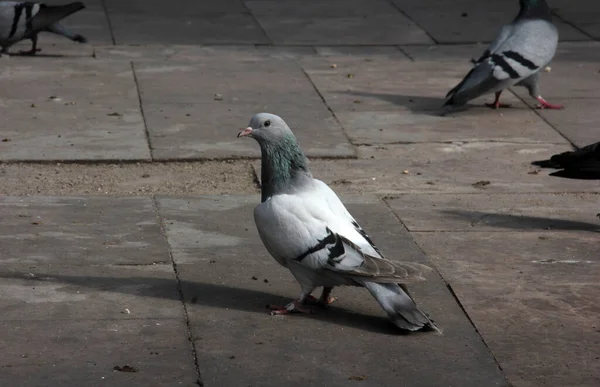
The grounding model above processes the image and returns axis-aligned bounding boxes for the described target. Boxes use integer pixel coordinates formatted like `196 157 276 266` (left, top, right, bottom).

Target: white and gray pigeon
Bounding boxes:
238 113 439 333
444 0 563 110
0 1 87 56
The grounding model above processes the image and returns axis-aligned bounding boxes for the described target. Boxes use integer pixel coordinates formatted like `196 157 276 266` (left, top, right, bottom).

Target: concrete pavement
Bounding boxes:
0 0 599 386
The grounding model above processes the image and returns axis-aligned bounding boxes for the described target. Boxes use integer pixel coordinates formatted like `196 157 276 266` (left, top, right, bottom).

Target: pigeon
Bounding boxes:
532 141 600 179
238 113 439 333
0 1 87 56
444 0 563 110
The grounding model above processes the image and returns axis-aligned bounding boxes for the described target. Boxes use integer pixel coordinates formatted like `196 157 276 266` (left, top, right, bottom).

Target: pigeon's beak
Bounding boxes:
237 127 253 138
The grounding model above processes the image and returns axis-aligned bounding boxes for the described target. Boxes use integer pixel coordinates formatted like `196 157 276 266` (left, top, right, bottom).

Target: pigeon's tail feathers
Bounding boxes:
30 2 85 31
363 281 440 333
444 62 505 107
45 22 87 43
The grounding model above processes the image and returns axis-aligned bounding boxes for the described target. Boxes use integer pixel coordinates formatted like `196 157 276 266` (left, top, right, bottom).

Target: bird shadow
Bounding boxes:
337 90 494 116
442 210 600 232
339 91 446 115
8 52 68 58
547 170 600 180
0 272 421 336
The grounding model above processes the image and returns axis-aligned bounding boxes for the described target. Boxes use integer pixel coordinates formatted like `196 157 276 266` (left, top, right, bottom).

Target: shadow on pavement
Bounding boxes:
0 272 417 335
338 91 445 114
442 210 600 232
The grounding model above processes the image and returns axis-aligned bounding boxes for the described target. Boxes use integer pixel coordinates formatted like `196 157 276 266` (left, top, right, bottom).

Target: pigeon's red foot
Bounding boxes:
306 294 338 307
536 96 563 110
267 300 314 315
484 102 512 109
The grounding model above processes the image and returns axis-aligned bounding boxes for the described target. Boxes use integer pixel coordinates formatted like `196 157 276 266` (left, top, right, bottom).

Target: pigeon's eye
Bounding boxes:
264 120 271 128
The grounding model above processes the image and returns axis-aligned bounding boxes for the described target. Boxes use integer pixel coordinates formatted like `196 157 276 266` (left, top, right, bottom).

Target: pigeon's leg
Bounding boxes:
18 35 41 55
535 96 564 110
485 91 511 109
305 287 337 307
318 286 337 306
267 285 315 315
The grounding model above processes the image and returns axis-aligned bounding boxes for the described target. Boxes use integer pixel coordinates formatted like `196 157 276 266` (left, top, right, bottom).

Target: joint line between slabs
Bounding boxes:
299 67 357 153
507 88 577 149
241 0 273 45
131 62 155 160
386 0 439 44
381 197 511 383
100 0 116 45
152 196 204 386
551 12 597 41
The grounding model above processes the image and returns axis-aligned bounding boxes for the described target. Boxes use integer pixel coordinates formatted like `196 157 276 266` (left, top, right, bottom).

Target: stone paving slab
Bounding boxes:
144 101 354 160
104 0 248 15
94 44 316 62
109 13 270 45
0 264 182 321
246 0 433 45
411 231 600 387
302 57 569 145
134 58 355 159
133 59 317 104
392 0 591 44
530 99 600 148
0 319 197 387
552 0 600 39
396 43 600 149
509 44 600 148
0 60 149 161
157 195 508 387
0 197 169 265
273 144 600 195
385 193 600 232
334 106 567 145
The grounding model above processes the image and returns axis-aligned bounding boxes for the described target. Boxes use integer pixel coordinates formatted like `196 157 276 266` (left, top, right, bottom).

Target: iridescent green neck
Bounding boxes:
517 0 551 21
259 136 310 202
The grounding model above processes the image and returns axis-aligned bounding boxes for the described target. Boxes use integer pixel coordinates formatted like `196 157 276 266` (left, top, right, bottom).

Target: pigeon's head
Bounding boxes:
237 113 295 144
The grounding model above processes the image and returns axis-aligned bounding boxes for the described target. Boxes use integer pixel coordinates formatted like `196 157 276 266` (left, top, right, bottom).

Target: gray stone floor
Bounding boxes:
0 1 599 386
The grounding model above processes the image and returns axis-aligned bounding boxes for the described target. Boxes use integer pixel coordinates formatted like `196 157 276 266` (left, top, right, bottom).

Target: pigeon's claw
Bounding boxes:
485 91 511 109
536 96 564 110
267 300 314 315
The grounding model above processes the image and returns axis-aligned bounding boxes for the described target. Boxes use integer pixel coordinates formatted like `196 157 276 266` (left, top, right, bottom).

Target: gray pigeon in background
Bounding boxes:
532 141 600 179
238 112 439 333
0 1 87 56
444 0 563 110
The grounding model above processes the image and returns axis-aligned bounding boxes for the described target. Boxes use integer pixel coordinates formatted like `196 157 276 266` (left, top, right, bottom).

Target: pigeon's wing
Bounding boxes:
473 24 514 64
314 179 383 257
445 19 557 106
254 180 430 284
304 229 432 284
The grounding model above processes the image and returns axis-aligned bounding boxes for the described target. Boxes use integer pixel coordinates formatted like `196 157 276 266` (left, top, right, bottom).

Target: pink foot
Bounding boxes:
267 300 314 315
536 96 563 110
